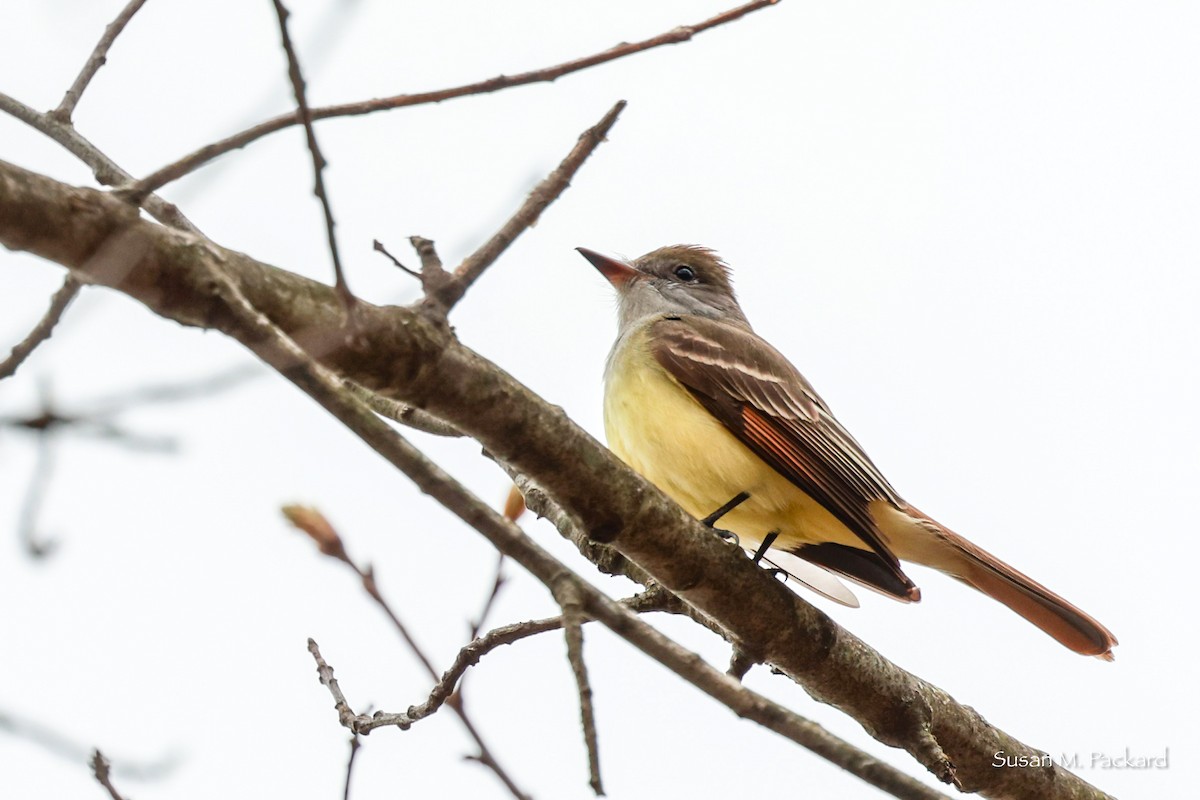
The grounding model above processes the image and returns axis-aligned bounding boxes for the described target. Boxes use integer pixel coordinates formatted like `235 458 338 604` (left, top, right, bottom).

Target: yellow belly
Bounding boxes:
603 331 862 551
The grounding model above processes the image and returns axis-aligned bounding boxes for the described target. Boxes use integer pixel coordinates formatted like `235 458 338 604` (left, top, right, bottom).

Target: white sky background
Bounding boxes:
2 1 1198 798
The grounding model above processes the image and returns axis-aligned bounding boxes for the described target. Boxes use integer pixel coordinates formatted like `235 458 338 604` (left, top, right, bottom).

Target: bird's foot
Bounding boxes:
702 492 751 552
713 527 741 550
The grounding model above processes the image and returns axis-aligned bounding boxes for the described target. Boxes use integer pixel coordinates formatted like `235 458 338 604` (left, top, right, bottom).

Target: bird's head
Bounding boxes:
577 245 749 329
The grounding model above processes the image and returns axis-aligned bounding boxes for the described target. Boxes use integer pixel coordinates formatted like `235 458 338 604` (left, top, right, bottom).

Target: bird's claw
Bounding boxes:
713 527 741 550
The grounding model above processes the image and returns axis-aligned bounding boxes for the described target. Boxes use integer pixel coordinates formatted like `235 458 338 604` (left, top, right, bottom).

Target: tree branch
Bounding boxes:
18 435 58 558
122 0 778 197
0 91 198 232
89 750 128 800
341 733 361 800
554 580 604 795
0 157 1114 799
354 590 673 733
50 0 151 122
283 506 528 799
434 100 625 311
268 0 352 305
0 274 80 380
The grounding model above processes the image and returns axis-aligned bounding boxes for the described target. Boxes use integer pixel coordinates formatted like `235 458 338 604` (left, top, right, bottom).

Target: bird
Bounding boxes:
578 244 1117 659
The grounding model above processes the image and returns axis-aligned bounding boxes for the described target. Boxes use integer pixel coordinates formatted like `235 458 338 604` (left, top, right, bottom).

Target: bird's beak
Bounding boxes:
576 247 640 289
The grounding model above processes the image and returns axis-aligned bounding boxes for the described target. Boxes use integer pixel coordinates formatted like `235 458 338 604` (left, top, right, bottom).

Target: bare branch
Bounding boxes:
342 380 462 437
308 639 362 731
469 554 508 641
554 580 604 796
359 565 442 679
401 590 675 730
268 0 352 306
342 734 361 800
412 615 566 727
51 0 151 122
408 236 454 306
376 99 626 316
0 274 80 380
506 470 743 648
372 239 420 280
19 436 58 558
0 91 198 232
409 236 443 274
285 507 528 798
122 0 778 196
433 100 626 311
90 750 128 800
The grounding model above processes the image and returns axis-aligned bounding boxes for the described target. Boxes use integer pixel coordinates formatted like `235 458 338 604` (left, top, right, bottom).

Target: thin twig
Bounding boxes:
354 566 526 797
411 615 566 725
409 236 443 274
89 750 128 800
372 239 420 279
122 0 779 197
0 91 199 232
342 380 462 437
308 639 361 731
555 581 604 796
359 565 441 679
395 590 675 731
434 100 626 311
19 436 58 558
269 0 352 307
468 554 507 640
342 734 361 800
283 506 526 798
368 102 626 316
407 237 454 304
457 554 507 697
0 275 81 380
51 0 151 122
509 470 730 638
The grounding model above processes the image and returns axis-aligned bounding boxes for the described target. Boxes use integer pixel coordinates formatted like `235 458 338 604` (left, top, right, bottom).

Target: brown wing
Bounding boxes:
649 315 916 596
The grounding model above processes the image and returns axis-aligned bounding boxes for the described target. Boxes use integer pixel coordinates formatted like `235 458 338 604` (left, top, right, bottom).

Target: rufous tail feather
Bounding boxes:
933 525 1117 660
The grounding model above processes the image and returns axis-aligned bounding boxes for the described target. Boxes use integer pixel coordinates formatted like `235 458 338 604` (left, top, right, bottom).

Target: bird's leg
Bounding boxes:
750 530 780 564
701 491 750 549
701 491 750 526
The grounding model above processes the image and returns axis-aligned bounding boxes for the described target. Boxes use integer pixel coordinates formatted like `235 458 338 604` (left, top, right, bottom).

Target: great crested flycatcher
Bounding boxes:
579 244 1117 659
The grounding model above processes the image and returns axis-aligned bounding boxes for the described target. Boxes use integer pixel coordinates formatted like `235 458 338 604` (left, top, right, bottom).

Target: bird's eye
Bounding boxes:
674 265 697 282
